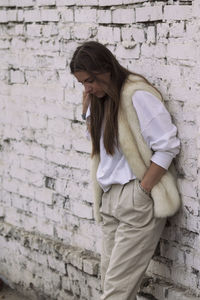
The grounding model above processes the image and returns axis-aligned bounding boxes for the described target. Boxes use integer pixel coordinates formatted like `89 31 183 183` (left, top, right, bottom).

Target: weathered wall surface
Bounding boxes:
0 0 199 299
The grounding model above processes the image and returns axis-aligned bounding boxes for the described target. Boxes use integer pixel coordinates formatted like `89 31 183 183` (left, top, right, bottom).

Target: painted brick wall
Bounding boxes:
0 0 199 299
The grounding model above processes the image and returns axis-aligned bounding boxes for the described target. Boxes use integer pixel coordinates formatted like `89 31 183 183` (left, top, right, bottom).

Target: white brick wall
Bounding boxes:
0 0 200 299
112 8 135 24
136 5 163 22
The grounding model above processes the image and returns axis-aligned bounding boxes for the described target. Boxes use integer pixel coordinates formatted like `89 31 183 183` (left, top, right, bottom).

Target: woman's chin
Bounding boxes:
94 92 106 99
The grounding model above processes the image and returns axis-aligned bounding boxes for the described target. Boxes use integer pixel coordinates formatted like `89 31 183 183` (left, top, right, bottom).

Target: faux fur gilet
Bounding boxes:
91 74 181 223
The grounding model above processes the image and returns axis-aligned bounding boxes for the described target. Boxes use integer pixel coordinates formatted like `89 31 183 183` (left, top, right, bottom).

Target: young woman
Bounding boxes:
70 41 181 300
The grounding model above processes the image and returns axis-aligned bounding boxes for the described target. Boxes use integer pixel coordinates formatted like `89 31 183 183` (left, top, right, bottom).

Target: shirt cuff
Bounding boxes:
151 151 174 170
86 129 91 141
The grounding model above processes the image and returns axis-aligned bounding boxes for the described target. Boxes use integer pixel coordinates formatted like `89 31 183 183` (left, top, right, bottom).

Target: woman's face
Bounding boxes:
74 71 110 98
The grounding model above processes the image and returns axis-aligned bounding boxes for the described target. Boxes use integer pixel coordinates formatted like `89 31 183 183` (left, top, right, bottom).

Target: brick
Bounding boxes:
47 255 66 273
169 22 185 38
40 39 60 51
154 44 166 58
5 23 23 36
73 24 94 40
75 9 96 23
141 43 154 58
66 249 83 269
20 157 45 173
192 0 200 17
156 23 169 39
0 11 7 23
53 134 71 151
28 200 45 218
37 0 56 5
60 8 74 22
177 178 197 198
4 207 22 227
60 40 78 56
0 39 10 49
17 10 24 22
56 0 75 5
98 26 120 44
83 257 99 275
123 0 148 3
122 26 145 43
46 148 70 166
167 42 196 60
12 195 30 212
45 206 63 223
7 10 18 22
64 86 82 104
186 22 200 42
24 10 41 22
58 71 74 89
9 166 29 183
167 288 199 300
26 24 42 36
115 43 140 59
148 259 171 280
47 118 66 134
147 26 156 44
36 218 54 236
113 27 121 42
0 0 12 5
10 70 25 84
2 123 22 139
97 9 111 24
42 23 58 36
41 9 59 22
76 0 98 5
136 6 163 22
71 201 93 219
18 182 36 199
28 112 47 130
71 123 91 153
62 276 71 291
164 5 192 21
34 188 54 205
112 8 135 24
0 206 5 217
58 24 71 39
10 0 35 6
3 177 20 194
99 0 122 5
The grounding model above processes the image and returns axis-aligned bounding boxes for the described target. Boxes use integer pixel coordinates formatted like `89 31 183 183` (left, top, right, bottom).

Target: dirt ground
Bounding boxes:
0 283 28 300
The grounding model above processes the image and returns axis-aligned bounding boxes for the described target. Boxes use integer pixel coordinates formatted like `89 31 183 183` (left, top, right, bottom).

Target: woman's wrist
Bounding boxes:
139 181 151 194
81 113 86 120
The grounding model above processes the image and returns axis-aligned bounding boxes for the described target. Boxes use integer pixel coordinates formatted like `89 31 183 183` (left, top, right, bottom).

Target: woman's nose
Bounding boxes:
84 84 92 93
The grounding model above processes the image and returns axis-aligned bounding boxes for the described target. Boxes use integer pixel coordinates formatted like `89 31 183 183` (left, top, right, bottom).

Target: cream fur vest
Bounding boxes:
91 74 181 223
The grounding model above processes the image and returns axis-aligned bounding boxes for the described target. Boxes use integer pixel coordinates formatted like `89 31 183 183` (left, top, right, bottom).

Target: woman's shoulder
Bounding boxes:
122 74 163 103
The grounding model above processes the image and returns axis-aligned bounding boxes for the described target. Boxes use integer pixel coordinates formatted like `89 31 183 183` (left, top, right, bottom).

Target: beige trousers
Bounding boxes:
100 179 166 300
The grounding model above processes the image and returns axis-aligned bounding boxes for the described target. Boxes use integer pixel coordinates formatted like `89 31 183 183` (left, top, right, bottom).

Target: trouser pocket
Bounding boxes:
134 179 153 207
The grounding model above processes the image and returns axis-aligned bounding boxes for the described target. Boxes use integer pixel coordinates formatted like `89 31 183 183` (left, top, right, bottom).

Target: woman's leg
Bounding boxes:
101 180 166 300
100 189 119 290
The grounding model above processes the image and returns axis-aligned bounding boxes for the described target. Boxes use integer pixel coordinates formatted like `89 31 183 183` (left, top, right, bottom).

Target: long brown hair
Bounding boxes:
70 41 152 156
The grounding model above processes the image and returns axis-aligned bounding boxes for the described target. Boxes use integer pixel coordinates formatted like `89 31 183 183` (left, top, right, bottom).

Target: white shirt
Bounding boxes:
87 90 180 192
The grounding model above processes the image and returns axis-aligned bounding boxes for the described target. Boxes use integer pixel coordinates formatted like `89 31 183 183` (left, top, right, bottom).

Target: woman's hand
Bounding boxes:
82 91 91 116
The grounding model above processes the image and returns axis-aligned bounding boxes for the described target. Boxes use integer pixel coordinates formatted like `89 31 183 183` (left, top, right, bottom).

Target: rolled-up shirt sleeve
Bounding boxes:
85 106 91 141
132 91 180 170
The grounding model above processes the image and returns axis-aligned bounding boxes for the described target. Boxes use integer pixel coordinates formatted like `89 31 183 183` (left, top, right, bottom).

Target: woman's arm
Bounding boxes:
132 90 180 193
82 91 91 135
82 91 91 118
140 162 166 193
